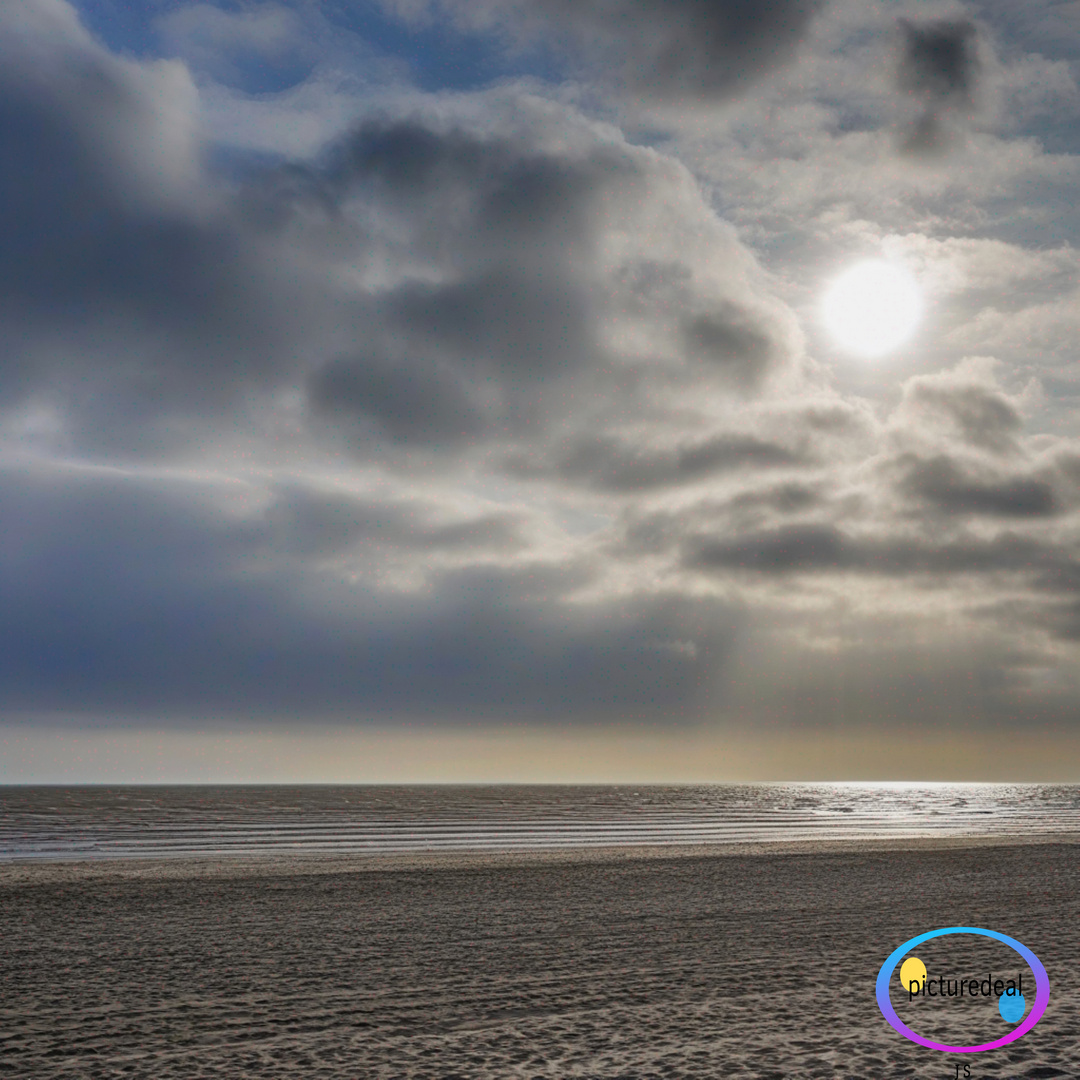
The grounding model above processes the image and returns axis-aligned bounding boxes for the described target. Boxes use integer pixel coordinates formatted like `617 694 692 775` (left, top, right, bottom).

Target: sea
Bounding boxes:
3 783 1080 861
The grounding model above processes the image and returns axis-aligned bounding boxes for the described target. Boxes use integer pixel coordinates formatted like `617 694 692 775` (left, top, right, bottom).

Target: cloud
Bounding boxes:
533 0 826 102
684 523 1057 578
505 431 805 492
250 483 527 558
156 2 313 90
683 308 777 381
896 17 981 153
687 523 854 574
0 464 738 722
380 0 826 103
0 0 202 208
310 352 488 447
244 107 798 457
0 0 311 450
896 454 1059 519
0 0 799 462
614 483 824 558
895 361 1027 455
3 0 1080 746
899 18 979 105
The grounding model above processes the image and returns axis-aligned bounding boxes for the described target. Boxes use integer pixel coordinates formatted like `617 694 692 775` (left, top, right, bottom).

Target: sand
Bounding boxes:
2 839 1078 1078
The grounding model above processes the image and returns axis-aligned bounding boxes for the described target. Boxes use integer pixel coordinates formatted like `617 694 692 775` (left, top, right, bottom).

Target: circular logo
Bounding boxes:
875 927 1049 1053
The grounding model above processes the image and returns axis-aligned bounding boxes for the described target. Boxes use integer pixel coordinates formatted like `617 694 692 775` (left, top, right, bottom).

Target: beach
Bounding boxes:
2 839 1078 1079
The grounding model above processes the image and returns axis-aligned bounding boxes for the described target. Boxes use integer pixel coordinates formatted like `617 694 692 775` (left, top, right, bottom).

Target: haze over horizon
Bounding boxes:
4 0 1080 782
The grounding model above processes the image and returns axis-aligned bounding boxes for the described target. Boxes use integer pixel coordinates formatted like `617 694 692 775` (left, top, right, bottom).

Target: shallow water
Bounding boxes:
4 783 1080 860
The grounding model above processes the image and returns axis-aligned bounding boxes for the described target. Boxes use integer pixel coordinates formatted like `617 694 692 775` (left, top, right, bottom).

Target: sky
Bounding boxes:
4 0 1080 782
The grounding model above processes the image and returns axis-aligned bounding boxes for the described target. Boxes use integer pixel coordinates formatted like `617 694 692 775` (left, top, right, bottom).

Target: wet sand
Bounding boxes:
2 839 1078 1078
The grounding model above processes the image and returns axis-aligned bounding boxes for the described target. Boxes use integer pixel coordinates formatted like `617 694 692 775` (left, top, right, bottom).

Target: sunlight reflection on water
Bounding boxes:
3 783 1079 861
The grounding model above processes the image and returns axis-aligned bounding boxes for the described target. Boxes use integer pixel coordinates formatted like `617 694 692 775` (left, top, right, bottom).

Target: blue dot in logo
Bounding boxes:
999 991 1026 1024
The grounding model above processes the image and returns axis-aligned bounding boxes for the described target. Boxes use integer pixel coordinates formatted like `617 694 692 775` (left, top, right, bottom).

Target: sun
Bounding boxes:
821 259 923 358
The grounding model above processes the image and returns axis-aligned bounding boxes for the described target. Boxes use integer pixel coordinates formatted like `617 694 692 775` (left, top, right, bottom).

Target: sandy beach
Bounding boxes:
2 839 1078 1079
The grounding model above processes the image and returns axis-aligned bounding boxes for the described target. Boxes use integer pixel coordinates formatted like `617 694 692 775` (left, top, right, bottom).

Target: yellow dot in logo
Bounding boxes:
899 956 927 993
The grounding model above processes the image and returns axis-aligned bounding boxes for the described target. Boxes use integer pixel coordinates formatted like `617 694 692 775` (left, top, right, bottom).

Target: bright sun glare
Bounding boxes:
821 259 923 358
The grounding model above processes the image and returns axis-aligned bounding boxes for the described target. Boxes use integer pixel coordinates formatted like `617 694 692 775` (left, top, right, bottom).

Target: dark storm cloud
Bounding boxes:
0 468 736 722
898 455 1060 518
504 432 805 492
897 18 981 153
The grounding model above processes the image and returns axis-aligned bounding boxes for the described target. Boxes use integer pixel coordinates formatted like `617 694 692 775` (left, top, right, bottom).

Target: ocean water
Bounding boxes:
3 784 1080 861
